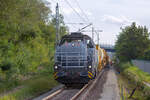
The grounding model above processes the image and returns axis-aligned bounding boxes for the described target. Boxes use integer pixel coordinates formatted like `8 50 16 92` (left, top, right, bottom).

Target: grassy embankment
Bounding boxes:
0 65 59 100
115 62 150 100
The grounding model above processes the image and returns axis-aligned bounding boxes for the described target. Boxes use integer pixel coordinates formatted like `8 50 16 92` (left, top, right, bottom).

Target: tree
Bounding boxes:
0 0 68 81
115 22 150 62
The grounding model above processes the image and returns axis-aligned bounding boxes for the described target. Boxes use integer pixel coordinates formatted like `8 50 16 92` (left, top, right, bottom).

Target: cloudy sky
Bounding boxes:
47 0 150 45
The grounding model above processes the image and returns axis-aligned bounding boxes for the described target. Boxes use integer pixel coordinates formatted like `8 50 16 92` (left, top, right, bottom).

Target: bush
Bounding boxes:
0 74 58 100
117 62 150 99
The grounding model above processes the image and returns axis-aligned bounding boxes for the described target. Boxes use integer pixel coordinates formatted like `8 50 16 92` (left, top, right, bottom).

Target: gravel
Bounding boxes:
82 68 120 100
48 88 80 100
83 69 108 100
99 68 120 100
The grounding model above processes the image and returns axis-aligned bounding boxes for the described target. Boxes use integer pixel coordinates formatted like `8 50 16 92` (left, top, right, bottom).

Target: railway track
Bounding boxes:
42 69 105 100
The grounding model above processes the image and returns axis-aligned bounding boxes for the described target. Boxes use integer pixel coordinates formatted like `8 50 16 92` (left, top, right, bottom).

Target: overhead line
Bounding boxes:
73 0 90 22
50 0 77 30
64 0 87 23
59 4 77 30
50 0 96 33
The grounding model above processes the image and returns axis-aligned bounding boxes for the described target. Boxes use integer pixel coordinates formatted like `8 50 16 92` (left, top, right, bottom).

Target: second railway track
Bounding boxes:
42 69 106 100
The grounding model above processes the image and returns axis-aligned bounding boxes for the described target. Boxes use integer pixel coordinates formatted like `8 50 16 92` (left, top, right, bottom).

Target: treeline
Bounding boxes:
115 23 150 100
0 0 67 82
115 22 150 62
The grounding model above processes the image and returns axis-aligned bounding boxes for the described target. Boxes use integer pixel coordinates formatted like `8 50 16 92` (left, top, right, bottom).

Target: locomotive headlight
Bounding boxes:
54 66 58 69
88 65 92 69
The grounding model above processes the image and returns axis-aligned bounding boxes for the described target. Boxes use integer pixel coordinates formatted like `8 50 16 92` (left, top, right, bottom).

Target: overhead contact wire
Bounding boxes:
73 0 90 22
64 0 87 23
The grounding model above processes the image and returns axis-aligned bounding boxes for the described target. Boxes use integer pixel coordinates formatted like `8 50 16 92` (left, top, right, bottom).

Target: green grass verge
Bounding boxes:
115 62 150 100
118 73 150 100
0 73 58 100
117 62 150 83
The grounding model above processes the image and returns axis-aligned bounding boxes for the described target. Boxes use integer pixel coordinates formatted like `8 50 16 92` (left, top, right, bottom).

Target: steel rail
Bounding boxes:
43 70 105 100
70 84 88 100
42 88 64 100
70 69 105 100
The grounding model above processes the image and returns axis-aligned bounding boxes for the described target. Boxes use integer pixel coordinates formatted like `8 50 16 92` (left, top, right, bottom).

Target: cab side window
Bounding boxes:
87 40 94 48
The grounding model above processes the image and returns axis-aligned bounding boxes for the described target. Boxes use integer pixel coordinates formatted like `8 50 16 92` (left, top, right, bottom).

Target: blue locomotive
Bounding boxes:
53 32 98 85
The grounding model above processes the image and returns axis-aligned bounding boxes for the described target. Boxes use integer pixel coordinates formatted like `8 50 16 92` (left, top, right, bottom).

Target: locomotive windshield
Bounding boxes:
59 38 83 46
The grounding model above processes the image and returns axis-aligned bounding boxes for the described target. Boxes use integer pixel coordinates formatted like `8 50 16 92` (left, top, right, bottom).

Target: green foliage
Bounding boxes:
0 0 67 95
115 22 150 62
117 62 150 100
140 46 150 60
118 62 150 83
0 74 58 100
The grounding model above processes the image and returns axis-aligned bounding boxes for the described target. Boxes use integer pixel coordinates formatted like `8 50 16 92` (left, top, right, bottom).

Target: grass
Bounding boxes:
0 80 20 95
116 62 150 100
117 62 150 83
118 73 148 100
125 67 150 83
0 73 58 100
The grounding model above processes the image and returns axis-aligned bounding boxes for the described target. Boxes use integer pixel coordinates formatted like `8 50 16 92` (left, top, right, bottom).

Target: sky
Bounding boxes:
47 0 150 45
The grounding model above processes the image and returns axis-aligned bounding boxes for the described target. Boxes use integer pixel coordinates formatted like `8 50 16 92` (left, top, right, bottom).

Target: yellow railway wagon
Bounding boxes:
96 45 109 71
96 45 103 72
102 49 107 67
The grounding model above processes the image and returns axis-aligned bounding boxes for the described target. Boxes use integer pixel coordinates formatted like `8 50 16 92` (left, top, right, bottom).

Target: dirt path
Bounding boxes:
99 68 120 100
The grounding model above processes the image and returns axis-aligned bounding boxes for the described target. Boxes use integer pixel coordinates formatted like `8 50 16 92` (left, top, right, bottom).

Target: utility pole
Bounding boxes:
95 30 103 45
98 32 100 45
81 28 102 44
95 31 99 45
56 3 60 45
92 27 94 40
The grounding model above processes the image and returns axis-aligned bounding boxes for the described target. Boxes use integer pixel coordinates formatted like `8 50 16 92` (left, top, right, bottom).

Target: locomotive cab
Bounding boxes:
53 32 98 84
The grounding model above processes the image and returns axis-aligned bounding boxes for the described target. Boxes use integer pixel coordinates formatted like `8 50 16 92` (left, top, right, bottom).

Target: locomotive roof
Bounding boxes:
61 32 92 40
